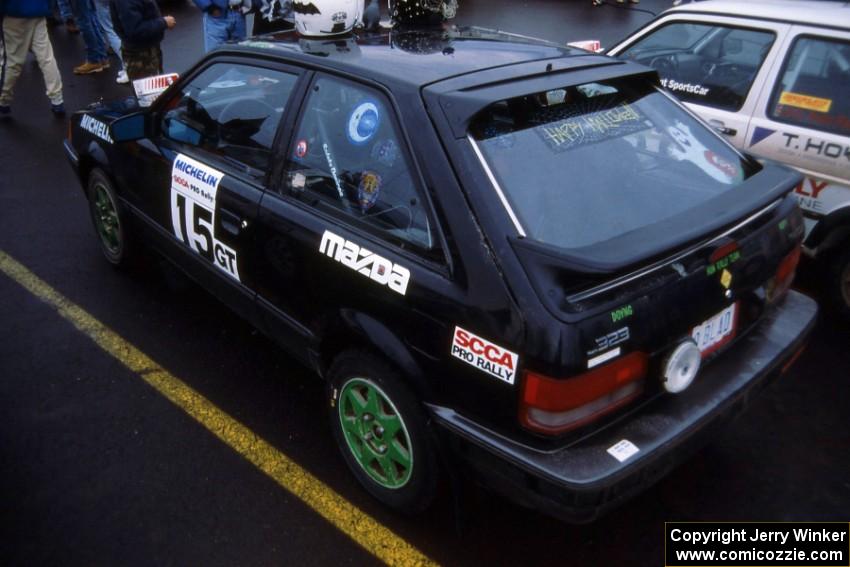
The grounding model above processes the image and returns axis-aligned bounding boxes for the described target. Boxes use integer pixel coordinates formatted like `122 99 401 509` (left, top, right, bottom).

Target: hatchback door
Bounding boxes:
609 14 791 148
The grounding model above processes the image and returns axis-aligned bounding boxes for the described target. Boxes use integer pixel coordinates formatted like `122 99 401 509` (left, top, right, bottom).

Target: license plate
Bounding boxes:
691 303 737 355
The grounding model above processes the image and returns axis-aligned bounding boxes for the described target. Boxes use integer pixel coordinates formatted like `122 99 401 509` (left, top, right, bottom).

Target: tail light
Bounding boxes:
67 118 73 143
520 352 647 435
767 245 801 303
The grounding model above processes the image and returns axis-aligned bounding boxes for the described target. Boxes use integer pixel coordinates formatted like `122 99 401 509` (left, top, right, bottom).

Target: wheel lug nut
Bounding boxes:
363 432 373 440
377 445 387 454
375 426 384 436
363 414 373 422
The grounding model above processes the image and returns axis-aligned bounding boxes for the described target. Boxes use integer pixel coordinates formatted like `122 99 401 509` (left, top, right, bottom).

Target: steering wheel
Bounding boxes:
650 54 679 77
217 98 278 146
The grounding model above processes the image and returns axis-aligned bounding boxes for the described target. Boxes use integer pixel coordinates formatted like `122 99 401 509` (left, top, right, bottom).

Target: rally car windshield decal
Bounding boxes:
470 79 758 251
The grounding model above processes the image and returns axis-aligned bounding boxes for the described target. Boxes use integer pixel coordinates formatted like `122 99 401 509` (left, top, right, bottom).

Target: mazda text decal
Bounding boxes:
451 327 518 385
318 230 410 295
80 115 113 144
170 154 240 281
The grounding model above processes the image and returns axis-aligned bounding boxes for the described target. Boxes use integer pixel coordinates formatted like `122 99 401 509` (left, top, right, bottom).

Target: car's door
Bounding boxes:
251 73 449 362
127 58 304 320
609 14 790 149
743 27 850 238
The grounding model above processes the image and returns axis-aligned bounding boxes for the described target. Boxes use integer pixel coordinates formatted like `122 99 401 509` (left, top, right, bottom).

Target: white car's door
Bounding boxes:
608 14 791 149
744 25 850 237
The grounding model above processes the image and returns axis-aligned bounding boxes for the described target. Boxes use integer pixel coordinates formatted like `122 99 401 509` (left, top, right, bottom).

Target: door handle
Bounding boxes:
219 208 244 235
709 119 737 137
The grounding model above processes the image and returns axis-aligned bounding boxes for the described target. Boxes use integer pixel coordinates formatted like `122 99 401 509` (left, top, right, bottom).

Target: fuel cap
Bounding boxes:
662 340 701 394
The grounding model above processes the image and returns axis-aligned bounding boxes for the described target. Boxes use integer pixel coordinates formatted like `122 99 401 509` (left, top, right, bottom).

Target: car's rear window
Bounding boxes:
469 78 758 250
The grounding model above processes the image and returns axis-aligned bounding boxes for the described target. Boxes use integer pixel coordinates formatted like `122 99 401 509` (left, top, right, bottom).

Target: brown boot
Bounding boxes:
99 59 111 69
73 61 106 74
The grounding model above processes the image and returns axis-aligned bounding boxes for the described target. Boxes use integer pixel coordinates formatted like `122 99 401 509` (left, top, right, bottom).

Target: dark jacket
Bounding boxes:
0 0 51 18
110 0 166 50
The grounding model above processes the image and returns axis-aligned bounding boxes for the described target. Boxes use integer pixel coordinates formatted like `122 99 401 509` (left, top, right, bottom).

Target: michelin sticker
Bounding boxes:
80 115 113 144
451 326 519 384
318 230 410 295
170 154 240 281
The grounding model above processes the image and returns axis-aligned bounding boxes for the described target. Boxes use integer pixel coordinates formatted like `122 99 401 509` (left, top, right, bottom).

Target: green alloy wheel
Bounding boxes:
329 351 438 513
338 378 413 489
87 169 132 267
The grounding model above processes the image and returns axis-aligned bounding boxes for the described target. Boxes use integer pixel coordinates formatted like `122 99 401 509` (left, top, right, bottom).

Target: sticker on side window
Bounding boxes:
451 327 519 385
170 154 240 281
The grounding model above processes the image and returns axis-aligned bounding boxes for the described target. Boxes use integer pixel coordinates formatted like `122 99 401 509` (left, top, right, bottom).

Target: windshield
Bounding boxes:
470 79 759 250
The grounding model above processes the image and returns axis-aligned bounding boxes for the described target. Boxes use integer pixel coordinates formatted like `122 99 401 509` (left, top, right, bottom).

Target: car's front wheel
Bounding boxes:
328 350 439 514
87 169 133 268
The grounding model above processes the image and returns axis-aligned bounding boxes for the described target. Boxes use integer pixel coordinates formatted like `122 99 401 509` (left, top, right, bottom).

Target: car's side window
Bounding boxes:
619 22 775 111
283 75 434 251
768 35 850 137
160 63 299 174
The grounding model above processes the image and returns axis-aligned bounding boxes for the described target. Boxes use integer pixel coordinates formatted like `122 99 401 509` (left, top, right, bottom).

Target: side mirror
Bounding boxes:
110 111 150 143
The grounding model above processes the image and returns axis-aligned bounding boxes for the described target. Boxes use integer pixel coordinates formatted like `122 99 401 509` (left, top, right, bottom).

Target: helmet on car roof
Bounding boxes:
293 0 364 37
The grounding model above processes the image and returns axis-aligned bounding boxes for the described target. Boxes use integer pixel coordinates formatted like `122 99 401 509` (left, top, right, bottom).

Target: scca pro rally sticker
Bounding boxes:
170 154 240 281
451 327 519 384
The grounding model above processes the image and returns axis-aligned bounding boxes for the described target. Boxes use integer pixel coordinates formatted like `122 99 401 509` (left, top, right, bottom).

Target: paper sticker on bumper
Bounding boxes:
451 326 518 384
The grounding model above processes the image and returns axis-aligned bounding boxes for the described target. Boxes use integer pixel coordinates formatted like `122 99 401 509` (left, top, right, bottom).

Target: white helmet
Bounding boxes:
293 0 364 37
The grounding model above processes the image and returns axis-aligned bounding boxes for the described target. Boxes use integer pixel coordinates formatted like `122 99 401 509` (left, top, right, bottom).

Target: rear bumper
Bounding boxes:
429 290 818 523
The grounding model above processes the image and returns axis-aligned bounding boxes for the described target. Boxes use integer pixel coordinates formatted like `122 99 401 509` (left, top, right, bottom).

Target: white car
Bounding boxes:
606 0 850 318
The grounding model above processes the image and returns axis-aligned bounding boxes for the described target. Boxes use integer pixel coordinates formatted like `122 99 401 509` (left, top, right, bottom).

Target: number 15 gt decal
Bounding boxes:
170 154 240 281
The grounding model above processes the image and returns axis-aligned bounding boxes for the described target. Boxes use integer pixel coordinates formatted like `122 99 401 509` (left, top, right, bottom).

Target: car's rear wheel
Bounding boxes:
328 350 438 514
827 244 850 320
87 169 132 268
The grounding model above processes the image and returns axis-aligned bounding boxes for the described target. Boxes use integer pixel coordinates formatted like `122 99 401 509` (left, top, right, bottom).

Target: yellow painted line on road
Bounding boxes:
0 250 437 567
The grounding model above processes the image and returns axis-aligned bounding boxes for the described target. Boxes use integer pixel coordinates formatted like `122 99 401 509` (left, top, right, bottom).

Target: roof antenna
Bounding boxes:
546 62 553 72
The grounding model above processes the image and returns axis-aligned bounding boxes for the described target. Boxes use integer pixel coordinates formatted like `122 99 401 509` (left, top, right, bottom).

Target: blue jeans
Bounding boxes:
69 0 107 62
54 0 73 21
203 10 246 53
94 0 123 70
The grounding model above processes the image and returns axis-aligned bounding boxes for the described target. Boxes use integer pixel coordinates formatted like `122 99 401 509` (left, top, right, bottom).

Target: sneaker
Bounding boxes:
100 59 111 69
74 61 106 74
51 103 66 117
0 105 10 118
116 70 129 84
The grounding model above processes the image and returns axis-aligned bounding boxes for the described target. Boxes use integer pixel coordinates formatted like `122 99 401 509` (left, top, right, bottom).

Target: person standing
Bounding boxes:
0 0 65 117
191 0 249 53
109 0 175 81
69 0 109 73
94 0 127 82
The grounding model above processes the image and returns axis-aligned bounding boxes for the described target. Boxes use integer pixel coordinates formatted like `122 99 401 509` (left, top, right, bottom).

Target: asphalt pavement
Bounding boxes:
1 1 849 565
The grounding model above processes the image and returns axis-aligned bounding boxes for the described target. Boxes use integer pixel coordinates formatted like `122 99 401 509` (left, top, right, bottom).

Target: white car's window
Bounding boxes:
769 35 850 137
618 22 775 111
161 64 298 173
284 76 434 251
470 79 757 250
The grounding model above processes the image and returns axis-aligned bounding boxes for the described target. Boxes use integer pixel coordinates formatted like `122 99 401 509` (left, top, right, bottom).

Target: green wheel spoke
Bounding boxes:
387 440 411 470
377 413 402 438
376 455 398 484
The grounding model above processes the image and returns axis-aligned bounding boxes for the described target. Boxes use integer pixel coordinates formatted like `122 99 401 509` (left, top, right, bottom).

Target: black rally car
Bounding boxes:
64 27 817 522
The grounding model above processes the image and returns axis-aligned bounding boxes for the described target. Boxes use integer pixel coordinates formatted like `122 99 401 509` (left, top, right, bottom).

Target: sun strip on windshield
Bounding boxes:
468 134 527 238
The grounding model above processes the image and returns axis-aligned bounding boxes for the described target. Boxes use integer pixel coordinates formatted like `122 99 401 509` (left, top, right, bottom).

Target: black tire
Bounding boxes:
328 350 439 514
87 168 133 268
827 244 850 321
